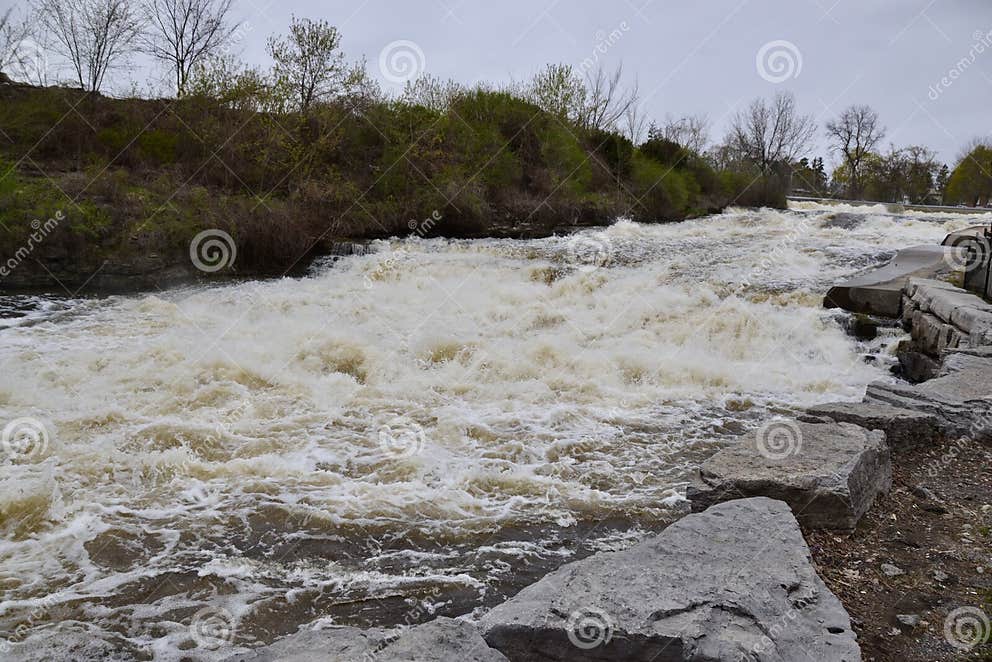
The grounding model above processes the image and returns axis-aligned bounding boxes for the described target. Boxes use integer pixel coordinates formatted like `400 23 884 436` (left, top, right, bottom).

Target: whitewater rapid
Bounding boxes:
0 203 984 659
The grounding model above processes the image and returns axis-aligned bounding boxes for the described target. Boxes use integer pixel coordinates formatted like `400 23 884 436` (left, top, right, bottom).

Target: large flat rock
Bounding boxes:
803 401 942 449
687 421 891 529
479 498 860 662
943 225 990 247
824 245 962 317
866 346 992 441
224 618 507 662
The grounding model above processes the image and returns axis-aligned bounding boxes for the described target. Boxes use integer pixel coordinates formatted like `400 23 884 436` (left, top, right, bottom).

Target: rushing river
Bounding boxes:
0 203 985 660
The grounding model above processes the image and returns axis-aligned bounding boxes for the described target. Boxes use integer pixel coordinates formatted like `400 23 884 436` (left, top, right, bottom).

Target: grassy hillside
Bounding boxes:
0 84 785 288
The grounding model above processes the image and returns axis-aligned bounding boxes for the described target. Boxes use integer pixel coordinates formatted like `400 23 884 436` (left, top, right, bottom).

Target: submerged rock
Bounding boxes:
479 498 860 662
822 212 867 230
224 618 507 662
687 421 891 529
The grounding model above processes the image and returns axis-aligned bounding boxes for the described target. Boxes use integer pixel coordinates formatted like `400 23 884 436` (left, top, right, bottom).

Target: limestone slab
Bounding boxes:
687 421 891 529
480 498 861 662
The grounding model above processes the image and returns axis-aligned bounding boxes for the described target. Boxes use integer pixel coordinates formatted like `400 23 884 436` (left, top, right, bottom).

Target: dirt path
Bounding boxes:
807 437 992 661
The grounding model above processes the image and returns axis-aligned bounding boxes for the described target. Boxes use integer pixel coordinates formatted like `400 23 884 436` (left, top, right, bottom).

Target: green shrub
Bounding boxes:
640 136 691 167
97 126 133 153
588 129 635 179
630 152 689 220
138 130 178 164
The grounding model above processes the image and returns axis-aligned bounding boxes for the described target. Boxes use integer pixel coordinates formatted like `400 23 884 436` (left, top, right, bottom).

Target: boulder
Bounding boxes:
479 498 860 662
687 421 891 529
824 245 962 317
865 347 992 441
803 401 942 449
224 618 507 662
902 279 992 354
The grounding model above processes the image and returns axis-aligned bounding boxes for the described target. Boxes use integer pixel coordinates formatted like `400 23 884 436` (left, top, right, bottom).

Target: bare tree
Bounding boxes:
35 0 143 92
267 16 348 113
0 6 34 81
142 0 238 97
623 103 648 144
656 114 710 153
727 92 816 172
581 63 638 133
403 73 463 113
825 105 886 199
528 63 586 124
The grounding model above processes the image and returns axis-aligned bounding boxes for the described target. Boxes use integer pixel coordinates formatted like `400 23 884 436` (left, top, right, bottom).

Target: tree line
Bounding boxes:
694 96 982 207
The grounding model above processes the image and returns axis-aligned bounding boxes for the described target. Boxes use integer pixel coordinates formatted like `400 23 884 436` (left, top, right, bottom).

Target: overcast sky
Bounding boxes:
18 0 992 166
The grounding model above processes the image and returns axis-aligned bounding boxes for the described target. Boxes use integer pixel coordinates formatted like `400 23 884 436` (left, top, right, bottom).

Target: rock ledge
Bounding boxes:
479 498 860 662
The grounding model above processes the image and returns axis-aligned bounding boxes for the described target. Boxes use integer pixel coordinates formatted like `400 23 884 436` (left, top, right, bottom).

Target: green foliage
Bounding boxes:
97 126 132 153
630 152 684 220
528 63 586 125
0 71 764 278
589 129 634 179
136 130 178 165
268 16 356 113
791 157 829 196
0 162 16 200
946 145 992 206
719 170 788 208
539 121 592 194
640 136 691 167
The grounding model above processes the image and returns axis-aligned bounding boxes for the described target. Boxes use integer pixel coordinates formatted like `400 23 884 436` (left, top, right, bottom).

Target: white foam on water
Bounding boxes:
0 204 972 659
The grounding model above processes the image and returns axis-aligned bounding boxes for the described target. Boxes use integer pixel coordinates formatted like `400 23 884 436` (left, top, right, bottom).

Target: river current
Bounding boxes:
0 202 984 660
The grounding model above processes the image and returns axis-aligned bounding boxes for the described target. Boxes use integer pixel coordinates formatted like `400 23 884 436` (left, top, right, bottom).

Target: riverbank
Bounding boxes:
0 83 788 293
808 434 992 661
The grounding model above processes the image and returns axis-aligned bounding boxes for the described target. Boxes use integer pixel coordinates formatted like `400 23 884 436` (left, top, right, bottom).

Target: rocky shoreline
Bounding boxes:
214 236 992 660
